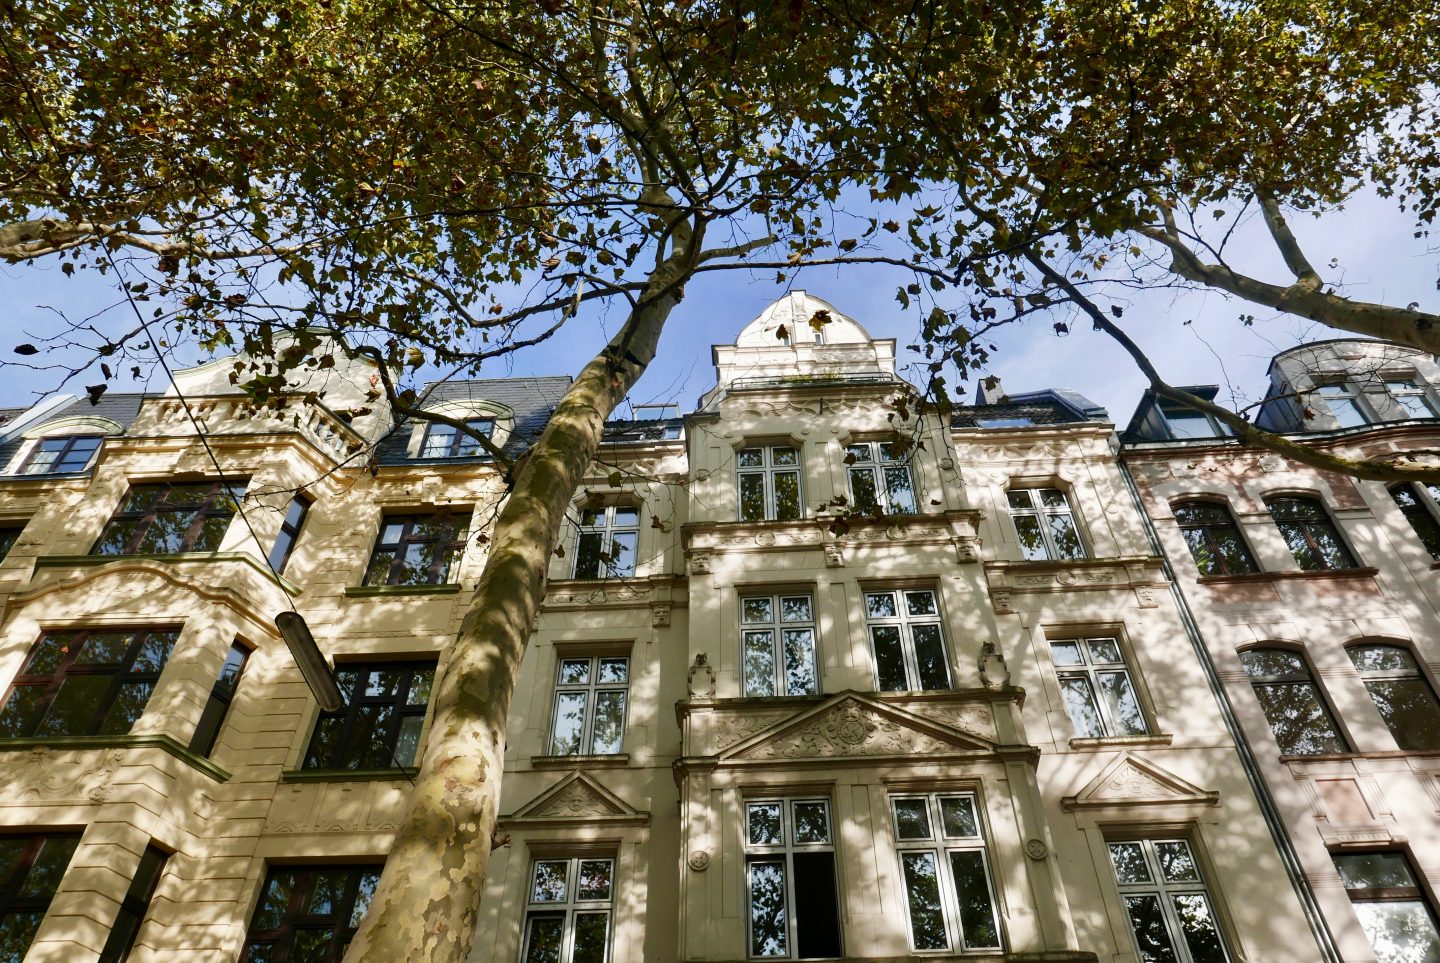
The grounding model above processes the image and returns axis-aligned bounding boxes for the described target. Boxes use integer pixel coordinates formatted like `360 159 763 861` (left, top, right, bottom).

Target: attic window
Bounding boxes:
1157 400 1232 439
21 435 103 474
975 417 1034 429
420 419 494 458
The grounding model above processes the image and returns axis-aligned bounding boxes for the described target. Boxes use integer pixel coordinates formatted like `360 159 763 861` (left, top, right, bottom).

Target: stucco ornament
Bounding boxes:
738 701 958 759
978 641 1012 688
687 654 716 698
687 850 711 872
1024 838 1049 860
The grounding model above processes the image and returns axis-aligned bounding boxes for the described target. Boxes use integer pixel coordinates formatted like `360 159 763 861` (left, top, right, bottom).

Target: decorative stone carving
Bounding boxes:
2 747 124 804
548 587 652 605
978 641 1011 688
1134 586 1159 609
651 603 672 628
1024 839 1049 861
908 704 996 741
1062 753 1220 811
687 851 711 872
954 538 981 564
533 780 618 818
991 590 1014 615
713 711 788 750
689 553 712 575
736 701 957 760
687 654 716 698
824 543 845 568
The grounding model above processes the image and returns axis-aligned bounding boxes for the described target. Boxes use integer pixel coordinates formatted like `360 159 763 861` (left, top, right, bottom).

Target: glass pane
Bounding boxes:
1014 515 1048 560
77 632 131 664
747 804 782 846
24 635 69 675
1251 682 1346 755
1007 491 1034 511
743 632 777 698
0 839 26 883
1099 671 1148 736
193 514 232 552
549 692 588 756
1172 893 1227 963
892 799 931 840
363 550 396 586
612 506 639 527
1154 841 1200 882
531 861 568 902
304 715 345 768
591 691 626 754
845 444 872 463
1087 638 1122 663
253 873 297 930
1048 513 1084 559
1365 679 1440 751
773 472 801 520
395 716 423 765
1239 649 1307 679
781 630 817 696
1058 676 1103 738
522 915 564 963
737 448 764 468
911 624 950 690
36 675 110 736
408 668 434 706
901 852 949 950
950 850 1001 949
1335 853 1417 890
572 912 610 963
850 469 879 514
0 688 43 738
0 912 46 963
100 682 155 735
350 872 380 926
871 626 907 691
791 801 829 844
885 466 917 513
1109 842 1152 883
939 797 979 838
1213 528 1258 575
1050 641 1084 666
1039 489 1068 508
605 531 637 577
133 631 175 673
905 591 937 616
395 542 444 585
1124 894 1180 962
1352 900 1440 963
574 532 603 579
771 447 798 466
558 659 591 685
305 870 347 914
743 597 773 623
577 860 613 901
1348 645 1417 674
739 474 766 521
19 836 78 898
748 860 787 957
597 659 628 684
779 597 812 622
864 593 897 619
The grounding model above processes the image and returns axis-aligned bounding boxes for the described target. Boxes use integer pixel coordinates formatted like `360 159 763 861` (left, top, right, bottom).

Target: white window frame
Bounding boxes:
1383 378 1437 419
1314 382 1372 428
20 434 104 474
1108 838 1232 963
740 594 819 697
1048 636 1149 739
743 797 841 959
1006 487 1086 561
844 441 917 515
573 505 639 579
738 445 803 521
890 793 1004 953
419 417 495 457
864 588 952 692
547 654 630 756
521 856 615 963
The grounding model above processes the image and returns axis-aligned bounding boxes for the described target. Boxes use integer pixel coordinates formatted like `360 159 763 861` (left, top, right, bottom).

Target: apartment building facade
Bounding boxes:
1122 339 1440 963
0 293 1328 962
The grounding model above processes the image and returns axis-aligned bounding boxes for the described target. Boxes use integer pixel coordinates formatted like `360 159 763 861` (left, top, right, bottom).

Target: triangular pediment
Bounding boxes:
720 692 995 763
1062 753 1219 811
506 772 647 826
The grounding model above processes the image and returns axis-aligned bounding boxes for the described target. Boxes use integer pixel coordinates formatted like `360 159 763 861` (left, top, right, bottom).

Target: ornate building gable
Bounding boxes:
501 771 649 828
717 691 996 764
1060 753 1220 812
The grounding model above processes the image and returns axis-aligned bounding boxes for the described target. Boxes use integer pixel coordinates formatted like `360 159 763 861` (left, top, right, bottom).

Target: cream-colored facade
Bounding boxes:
0 295 1329 962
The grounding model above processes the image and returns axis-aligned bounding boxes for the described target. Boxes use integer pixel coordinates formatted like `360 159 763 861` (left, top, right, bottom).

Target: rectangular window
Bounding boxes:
1159 401 1231 440
738 446 802 522
1049 637 1148 738
242 865 382 962
522 857 614 963
1109 838 1230 963
1316 383 1370 429
268 494 312 574
362 511 471 587
93 481 245 556
745 798 842 959
1391 483 1440 560
420 418 494 458
0 628 177 738
741 594 819 698
549 655 629 756
1333 852 1440 963
1007 488 1085 561
975 417 1034 429
845 442 916 515
1384 380 1435 419
0 526 21 561
891 794 1002 952
21 435 103 474
303 662 435 771
97 844 168 963
865 589 951 692
0 834 81 958
573 506 639 579
1265 496 1358 571
188 641 250 757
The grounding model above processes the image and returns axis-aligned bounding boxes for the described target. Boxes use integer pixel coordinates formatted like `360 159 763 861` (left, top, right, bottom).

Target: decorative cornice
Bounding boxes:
542 574 684 611
985 555 1167 595
0 733 232 783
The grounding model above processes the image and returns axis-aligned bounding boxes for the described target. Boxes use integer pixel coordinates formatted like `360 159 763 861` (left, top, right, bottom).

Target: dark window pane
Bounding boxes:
35 675 110 736
950 850 1000 949
577 861 612 901
1099 672 1148 736
773 472 801 520
850 469 879 514
18 837 79 898
523 915 564 963
100 682 155 734
892 799 931 840
572 913 609 963
901 851 949 950
792 851 841 958
871 627 907 691
791 802 829 844
1173 894 1227 963
1364 679 1440 750
781 630 817 696
884 466 916 514
1124 894 1180 963
591 692 626 754
748 804 781 846
939 797 979 839
748 861 787 957
1251 681 1347 754
911 624 949 690
549 692 588 756
739 474 766 521
1108 843 1151 884
0 912 45 963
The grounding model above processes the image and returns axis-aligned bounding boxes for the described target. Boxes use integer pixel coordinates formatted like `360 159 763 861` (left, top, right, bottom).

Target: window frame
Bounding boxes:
0 627 178 738
1157 401 1232 440
1048 635 1150 739
1238 646 1350 756
1264 494 1359 571
844 441 917 515
20 434 104 474
0 833 82 958
97 843 168 963
743 797 843 960
301 660 436 772
241 864 383 962
521 856 616 963
1107 837 1233 963
361 510 472 587
1389 483 1440 561
1006 487 1086 561
419 418 495 458
889 792 1004 954
268 494 312 574
189 640 251 757
1314 381 1372 429
864 587 953 692
0 525 22 561
737 445 804 522
1382 379 1437 419
92 480 246 556
572 504 640 579
1346 642 1440 752
1171 500 1260 577
740 593 820 698
1332 850 1440 963
547 653 630 756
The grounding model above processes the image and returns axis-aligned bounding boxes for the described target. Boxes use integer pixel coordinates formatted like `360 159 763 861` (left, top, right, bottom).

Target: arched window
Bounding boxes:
1264 495 1358 571
1239 648 1348 755
1172 501 1258 576
1347 644 1440 751
1389 484 1440 560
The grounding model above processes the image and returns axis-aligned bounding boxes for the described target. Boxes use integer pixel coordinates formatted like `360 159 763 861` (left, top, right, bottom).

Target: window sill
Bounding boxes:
0 733 231 782
36 552 302 595
0 469 94 481
1067 733 1173 751
531 753 630 769
1197 567 1379 585
344 583 462 598
1277 752 1366 765
281 767 418 783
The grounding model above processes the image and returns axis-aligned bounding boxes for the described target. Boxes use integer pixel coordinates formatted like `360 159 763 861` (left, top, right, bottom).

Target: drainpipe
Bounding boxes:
1116 456 1343 963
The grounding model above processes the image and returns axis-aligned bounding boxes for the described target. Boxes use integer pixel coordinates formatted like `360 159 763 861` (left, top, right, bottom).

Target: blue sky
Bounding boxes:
1 188 1435 428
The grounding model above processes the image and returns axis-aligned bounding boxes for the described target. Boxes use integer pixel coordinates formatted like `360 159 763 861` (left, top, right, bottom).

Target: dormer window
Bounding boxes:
1158 400 1231 439
1314 383 1370 428
419 419 494 458
21 435 103 474
1384 380 1436 419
